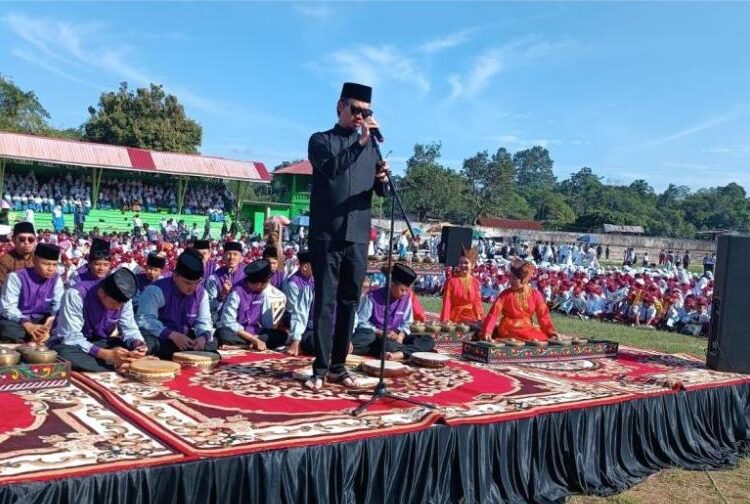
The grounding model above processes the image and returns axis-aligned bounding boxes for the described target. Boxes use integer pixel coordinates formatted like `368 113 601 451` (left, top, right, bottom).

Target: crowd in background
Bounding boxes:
3 171 234 216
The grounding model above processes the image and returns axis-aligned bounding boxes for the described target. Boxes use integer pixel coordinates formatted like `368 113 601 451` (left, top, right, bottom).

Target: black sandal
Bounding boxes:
326 371 365 389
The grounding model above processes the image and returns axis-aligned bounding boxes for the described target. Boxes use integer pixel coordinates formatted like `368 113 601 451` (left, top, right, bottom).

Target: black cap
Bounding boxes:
89 238 110 261
34 243 60 261
101 268 137 303
193 240 210 250
174 249 204 281
224 241 243 253
297 250 311 264
262 246 278 260
13 222 35 235
391 263 417 287
341 82 372 103
146 253 167 269
244 259 272 284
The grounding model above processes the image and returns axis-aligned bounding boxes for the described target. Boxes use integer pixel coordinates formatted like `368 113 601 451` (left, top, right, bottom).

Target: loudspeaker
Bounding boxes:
706 234 750 373
439 226 473 266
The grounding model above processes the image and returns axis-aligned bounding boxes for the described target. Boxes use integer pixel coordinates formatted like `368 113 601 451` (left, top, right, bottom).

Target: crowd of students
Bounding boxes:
3 171 233 216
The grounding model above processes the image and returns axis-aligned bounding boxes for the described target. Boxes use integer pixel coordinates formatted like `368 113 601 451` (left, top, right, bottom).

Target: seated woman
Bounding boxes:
479 259 558 342
440 247 484 324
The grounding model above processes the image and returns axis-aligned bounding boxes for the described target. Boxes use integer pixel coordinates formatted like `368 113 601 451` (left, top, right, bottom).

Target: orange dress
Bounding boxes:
481 287 556 341
440 276 484 323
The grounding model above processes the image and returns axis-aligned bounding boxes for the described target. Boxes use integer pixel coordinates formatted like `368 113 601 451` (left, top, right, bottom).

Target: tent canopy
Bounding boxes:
578 234 601 244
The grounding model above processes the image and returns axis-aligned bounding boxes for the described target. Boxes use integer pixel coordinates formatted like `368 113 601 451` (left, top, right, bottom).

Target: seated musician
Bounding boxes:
215 259 288 350
50 268 149 372
440 247 484 324
205 241 245 317
133 253 167 311
479 259 558 341
352 263 435 361
263 246 285 290
0 243 64 343
137 249 218 359
69 238 111 289
282 250 315 356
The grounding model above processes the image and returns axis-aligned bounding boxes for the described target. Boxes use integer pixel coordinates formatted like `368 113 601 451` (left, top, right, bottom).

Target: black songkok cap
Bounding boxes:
297 250 311 264
391 263 417 287
175 249 204 281
101 268 137 303
35 243 60 261
89 238 111 261
13 222 35 236
244 259 272 284
341 82 372 103
262 246 278 260
146 253 167 269
224 241 243 253
193 240 210 250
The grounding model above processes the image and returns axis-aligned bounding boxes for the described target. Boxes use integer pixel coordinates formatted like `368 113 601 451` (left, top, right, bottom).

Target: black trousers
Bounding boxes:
0 319 28 343
50 340 127 372
214 326 289 349
309 239 368 377
350 327 436 358
143 331 219 360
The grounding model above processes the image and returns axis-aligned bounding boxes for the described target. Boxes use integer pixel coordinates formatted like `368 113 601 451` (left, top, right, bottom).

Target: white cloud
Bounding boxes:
449 36 575 99
486 134 561 149
418 28 476 54
2 13 226 115
642 108 746 148
293 3 333 21
315 44 430 93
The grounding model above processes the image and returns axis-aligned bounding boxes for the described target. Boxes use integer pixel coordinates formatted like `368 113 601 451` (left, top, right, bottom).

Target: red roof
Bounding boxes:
477 217 543 231
273 160 312 176
0 131 270 183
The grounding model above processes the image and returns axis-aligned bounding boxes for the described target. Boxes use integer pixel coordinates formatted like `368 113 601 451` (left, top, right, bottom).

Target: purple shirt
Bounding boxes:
155 277 206 339
15 268 61 322
368 287 411 333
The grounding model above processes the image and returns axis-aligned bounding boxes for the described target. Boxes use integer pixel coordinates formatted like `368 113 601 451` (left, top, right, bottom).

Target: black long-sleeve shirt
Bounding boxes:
308 124 386 244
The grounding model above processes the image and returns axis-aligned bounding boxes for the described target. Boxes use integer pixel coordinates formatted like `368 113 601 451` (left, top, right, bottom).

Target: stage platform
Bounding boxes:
1 345 748 503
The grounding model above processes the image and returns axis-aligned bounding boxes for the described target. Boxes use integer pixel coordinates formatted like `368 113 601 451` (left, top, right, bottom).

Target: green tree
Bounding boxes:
0 75 51 134
398 143 475 224
462 147 520 223
512 146 556 196
83 82 202 153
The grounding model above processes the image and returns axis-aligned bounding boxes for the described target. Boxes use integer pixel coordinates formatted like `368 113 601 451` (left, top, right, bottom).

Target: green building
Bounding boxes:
239 160 311 234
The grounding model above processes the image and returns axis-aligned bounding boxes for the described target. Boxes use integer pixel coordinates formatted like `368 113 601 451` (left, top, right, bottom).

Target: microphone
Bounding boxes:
362 109 384 142
370 128 384 143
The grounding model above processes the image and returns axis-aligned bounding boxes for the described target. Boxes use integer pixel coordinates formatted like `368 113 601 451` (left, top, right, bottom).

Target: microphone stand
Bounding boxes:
350 138 436 416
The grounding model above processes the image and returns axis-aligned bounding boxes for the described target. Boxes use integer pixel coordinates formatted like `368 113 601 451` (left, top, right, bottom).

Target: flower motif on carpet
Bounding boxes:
186 358 475 401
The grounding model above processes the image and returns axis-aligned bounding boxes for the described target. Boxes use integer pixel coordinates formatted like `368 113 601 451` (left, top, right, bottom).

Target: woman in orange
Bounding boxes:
480 259 557 341
440 247 484 324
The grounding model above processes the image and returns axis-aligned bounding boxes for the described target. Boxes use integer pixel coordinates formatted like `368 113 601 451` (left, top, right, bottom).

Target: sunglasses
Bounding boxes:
346 102 372 118
16 236 36 244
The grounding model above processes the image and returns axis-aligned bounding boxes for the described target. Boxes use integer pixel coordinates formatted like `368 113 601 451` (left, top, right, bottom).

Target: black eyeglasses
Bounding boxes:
16 236 36 244
346 102 372 118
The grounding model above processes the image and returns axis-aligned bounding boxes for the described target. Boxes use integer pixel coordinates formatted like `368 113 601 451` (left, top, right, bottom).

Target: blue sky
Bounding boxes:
1 2 749 192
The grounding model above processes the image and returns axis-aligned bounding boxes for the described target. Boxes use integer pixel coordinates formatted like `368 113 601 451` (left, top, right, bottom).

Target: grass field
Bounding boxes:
417 295 749 503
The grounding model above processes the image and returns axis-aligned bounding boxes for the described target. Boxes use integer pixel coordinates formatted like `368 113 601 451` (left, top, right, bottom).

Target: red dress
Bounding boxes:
440 276 484 323
481 287 556 341
410 290 426 322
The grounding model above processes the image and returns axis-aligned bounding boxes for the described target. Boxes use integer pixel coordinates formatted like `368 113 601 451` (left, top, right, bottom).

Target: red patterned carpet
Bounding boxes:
1 345 748 485
0 383 183 485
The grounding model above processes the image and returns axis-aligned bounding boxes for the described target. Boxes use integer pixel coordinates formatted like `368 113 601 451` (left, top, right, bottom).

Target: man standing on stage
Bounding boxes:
305 82 389 391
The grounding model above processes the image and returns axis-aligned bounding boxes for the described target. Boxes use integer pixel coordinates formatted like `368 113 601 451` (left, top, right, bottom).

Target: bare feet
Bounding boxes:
384 352 405 361
303 376 324 391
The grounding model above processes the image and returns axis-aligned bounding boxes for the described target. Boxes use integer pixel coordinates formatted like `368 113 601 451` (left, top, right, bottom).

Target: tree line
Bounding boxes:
394 141 749 239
